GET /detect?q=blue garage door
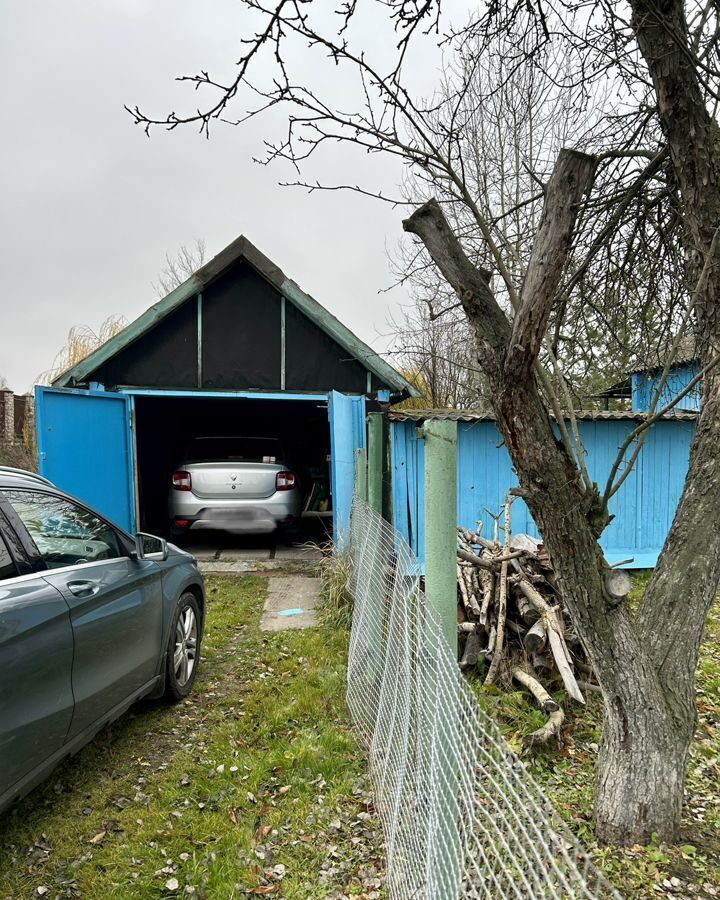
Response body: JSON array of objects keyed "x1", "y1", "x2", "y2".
[
  {"x1": 329, "y1": 391, "x2": 366, "y2": 546},
  {"x1": 35, "y1": 387, "x2": 136, "y2": 532}
]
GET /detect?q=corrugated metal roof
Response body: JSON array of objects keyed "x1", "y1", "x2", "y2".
[
  {"x1": 629, "y1": 336, "x2": 699, "y2": 373},
  {"x1": 388, "y1": 407, "x2": 698, "y2": 422}
]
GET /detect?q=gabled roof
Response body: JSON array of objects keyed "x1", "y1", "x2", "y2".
[{"x1": 54, "y1": 235, "x2": 418, "y2": 396}]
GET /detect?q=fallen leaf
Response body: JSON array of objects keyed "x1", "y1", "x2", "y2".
[
  {"x1": 254, "y1": 824, "x2": 272, "y2": 844},
  {"x1": 278, "y1": 785, "x2": 291, "y2": 796},
  {"x1": 228, "y1": 807, "x2": 238, "y2": 826},
  {"x1": 88, "y1": 831, "x2": 107, "y2": 845},
  {"x1": 251, "y1": 886, "x2": 279, "y2": 896}
]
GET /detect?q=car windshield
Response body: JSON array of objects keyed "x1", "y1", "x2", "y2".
[{"x1": 185, "y1": 437, "x2": 284, "y2": 463}]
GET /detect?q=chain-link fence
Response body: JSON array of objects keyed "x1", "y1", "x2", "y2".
[{"x1": 346, "y1": 494, "x2": 622, "y2": 900}]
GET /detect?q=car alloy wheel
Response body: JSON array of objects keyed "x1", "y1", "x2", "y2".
[{"x1": 173, "y1": 605, "x2": 198, "y2": 687}]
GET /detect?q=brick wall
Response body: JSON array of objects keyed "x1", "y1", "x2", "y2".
[
  {"x1": 0, "y1": 391, "x2": 33, "y2": 443},
  {"x1": 0, "y1": 390, "x2": 14, "y2": 443}
]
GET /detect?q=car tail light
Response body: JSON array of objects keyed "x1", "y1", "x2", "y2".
[
  {"x1": 275, "y1": 471, "x2": 296, "y2": 491},
  {"x1": 172, "y1": 471, "x2": 192, "y2": 491},
  {"x1": 174, "y1": 519, "x2": 190, "y2": 527}
]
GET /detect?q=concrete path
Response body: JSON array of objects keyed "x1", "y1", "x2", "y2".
[
  {"x1": 191, "y1": 543, "x2": 324, "y2": 574},
  {"x1": 259, "y1": 575, "x2": 321, "y2": 631}
]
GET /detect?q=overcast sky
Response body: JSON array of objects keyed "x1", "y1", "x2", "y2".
[{"x1": 0, "y1": 0, "x2": 429, "y2": 393}]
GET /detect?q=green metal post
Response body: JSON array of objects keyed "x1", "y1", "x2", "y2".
[
  {"x1": 421, "y1": 418, "x2": 460, "y2": 895},
  {"x1": 421, "y1": 419, "x2": 458, "y2": 654},
  {"x1": 355, "y1": 447, "x2": 368, "y2": 502},
  {"x1": 367, "y1": 412, "x2": 384, "y2": 515}
]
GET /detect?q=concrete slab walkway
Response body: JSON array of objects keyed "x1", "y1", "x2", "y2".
[
  {"x1": 189, "y1": 543, "x2": 325, "y2": 575},
  {"x1": 259, "y1": 575, "x2": 321, "y2": 631}
]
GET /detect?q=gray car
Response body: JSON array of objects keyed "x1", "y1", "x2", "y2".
[
  {"x1": 168, "y1": 436, "x2": 302, "y2": 538},
  {"x1": 0, "y1": 467, "x2": 205, "y2": 814}
]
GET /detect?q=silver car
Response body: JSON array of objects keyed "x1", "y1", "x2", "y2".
[{"x1": 168, "y1": 436, "x2": 302, "y2": 537}]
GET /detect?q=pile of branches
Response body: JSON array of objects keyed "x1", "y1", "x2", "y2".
[{"x1": 456, "y1": 497, "x2": 629, "y2": 748}]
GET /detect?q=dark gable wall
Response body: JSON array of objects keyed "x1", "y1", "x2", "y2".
[
  {"x1": 284, "y1": 300, "x2": 377, "y2": 393},
  {"x1": 92, "y1": 302, "x2": 198, "y2": 389},
  {"x1": 201, "y1": 261, "x2": 281, "y2": 389},
  {"x1": 87, "y1": 260, "x2": 392, "y2": 393}
]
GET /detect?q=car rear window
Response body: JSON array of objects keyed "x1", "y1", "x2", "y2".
[{"x1": 185, "y1": 437, "x2": 284, "y2": 463}]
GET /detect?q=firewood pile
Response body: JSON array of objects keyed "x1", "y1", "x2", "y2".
[{"x1": 456, "y1": 495, "x2": 616, "y2": 748}]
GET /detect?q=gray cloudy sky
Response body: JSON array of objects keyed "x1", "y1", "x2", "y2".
[{"x1": 0, "y1": 0, "x2": 420, "y2": 392}]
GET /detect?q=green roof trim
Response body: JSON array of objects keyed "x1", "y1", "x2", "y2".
[{"x1": 53, "y1": 235, "x2": 419, "y2": 396}]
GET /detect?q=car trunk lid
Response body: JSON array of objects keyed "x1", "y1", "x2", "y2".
[{"x1": 184, "y1": 462, "x2": 282, "y2": 500}]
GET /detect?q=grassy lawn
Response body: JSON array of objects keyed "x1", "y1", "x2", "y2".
[
  {"x1": 4, "y1": 569, "x2": 716, "y2": 899},
  {"x1": 0, "y1": 576, "x2": 385, "y2": 899},
  {"x1": 471, "y1": 578, "x2": 720, "y2": 899}
]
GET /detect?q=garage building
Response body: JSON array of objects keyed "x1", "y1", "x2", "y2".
[{"x1": 37, "y1": 236, "x2": 416, "y2": 541}]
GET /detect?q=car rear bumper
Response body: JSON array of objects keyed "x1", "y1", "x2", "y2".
[{"x1": 169, "y1": 492, "x2": 301, "y2": 534}]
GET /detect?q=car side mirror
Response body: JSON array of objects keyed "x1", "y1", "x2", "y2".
[{"x1": 135, "y1": 533, "x2": 169, "y2": 561}]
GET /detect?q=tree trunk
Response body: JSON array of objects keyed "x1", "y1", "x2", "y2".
[
  {"x1": 494, "y1": 380, "x2": 687, "y2": 843},
  {"x1": 623, "y1": 0, "x2": 720, "y2": 838},
  {"x1": 594, "y1": 696, "x2": 692, "y2": 844}
]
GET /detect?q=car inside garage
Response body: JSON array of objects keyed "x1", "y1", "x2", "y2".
[{"x1": 133, "y1": 394, "x2": 332, "y2": 537}]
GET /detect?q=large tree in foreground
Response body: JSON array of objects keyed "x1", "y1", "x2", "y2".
[{"x1": 130, "y1": 0, "x2": 720, "y2": 844}]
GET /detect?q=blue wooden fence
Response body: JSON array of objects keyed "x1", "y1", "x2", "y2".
[{"x1": 390, "y1": 414, "x2": 696, "y2": 570}]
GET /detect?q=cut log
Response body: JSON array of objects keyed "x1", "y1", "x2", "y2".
[
  {"x1": 457, "y1": 562, "x2": 480, "y2": 616},
  {"x1": 478, "y1": 569, "x2": 494, "y2": 626},
  {"x1": 510, "y1": 533, "x2": 541, "y2": 554},
  {"x1": 457, "y1": 547, "x2": 494, "y2": 569},
  {"x1": 523, "y1": 708, "x2": 566, "y2": 749},
  {"x1": 511, "y1": 567, "x2": 586, "y2": 705},
  {"x1": 460, "y1": 631, "x2": 482, "y2": 668},
  {"x1": 457, "y1": 547, "x2": 525, "y2": 568},
  {"x1": 485, "y1": 559, "x2": 509, "y2": 686},
  {"x1": 605, "y1": 567, "x2": 632, "y2": 603},
  {"x1": 523, "y1": 618, "x2": 547, "y2": 654},
  {"x1": 511, "y1": 666, "x2": 560, "y2": 712},
  {"x1": 577, "y1": 679, "x2": 603, "y2": 694},
  {"x1": 546, "y1": 618, "x2": 586, "y2": 705},
  {"x1": 516, "y1": 591, "x2": 540, "y2": 625},
  {"x1": 531, "y1": 652, "x2": 553, "y2": 672}
]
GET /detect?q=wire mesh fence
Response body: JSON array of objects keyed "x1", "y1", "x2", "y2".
[{"x1": 345, "y1": 494, "x2": 622, "y2": 900}]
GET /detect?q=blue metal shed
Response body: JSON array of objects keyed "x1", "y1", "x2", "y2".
[
  {"x1": 631, "y1": 364, "x2": 701, "y2": 412},
  {"x1": 35, "y1": 236, "x2": 416, "y2": 542},
  {"x1": 390, "y1": 409, "x2": 696, "y2": 570}
]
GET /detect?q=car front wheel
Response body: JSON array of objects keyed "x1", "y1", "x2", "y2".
[{"x1": 164, "y1": 592, "x2": 202, "y2": 701}]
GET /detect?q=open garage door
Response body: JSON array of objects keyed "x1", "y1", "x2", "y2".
[
  {"x1": 35, "y1": 387, "x2": 136, "y2": 532},
  {"x1": 329, "y1": 391, "x2": 366, "y2": 546}
]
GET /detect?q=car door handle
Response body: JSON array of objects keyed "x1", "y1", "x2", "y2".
[{"x1": 66, "y1": 580, "x2": 100, "y2": 598}]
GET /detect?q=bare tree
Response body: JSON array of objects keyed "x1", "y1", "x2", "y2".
[
  {"x1": 38, "y1": 315, "x2": 128, "y2": 385},
  {"x1": 128, "y1": 0, "x2": 720, "y2": 845},
  {"x1": 153, "y1": 239, "x2": 207, "y2": 297},
  {"x1": 390, "y1": 295, "x2": 487, "y2": 409}
]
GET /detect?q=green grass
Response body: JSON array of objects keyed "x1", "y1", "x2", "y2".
[
  {"x1": 0, "y1": 576, "x2": 384, "y2": 899},
  {"x1": 470, "y1": 578, "x2": 720, "y2": 899}
]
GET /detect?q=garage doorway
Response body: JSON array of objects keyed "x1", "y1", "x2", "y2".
[{"x1": 133, "y1": 395, "x2": 333, "y2": 548}]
